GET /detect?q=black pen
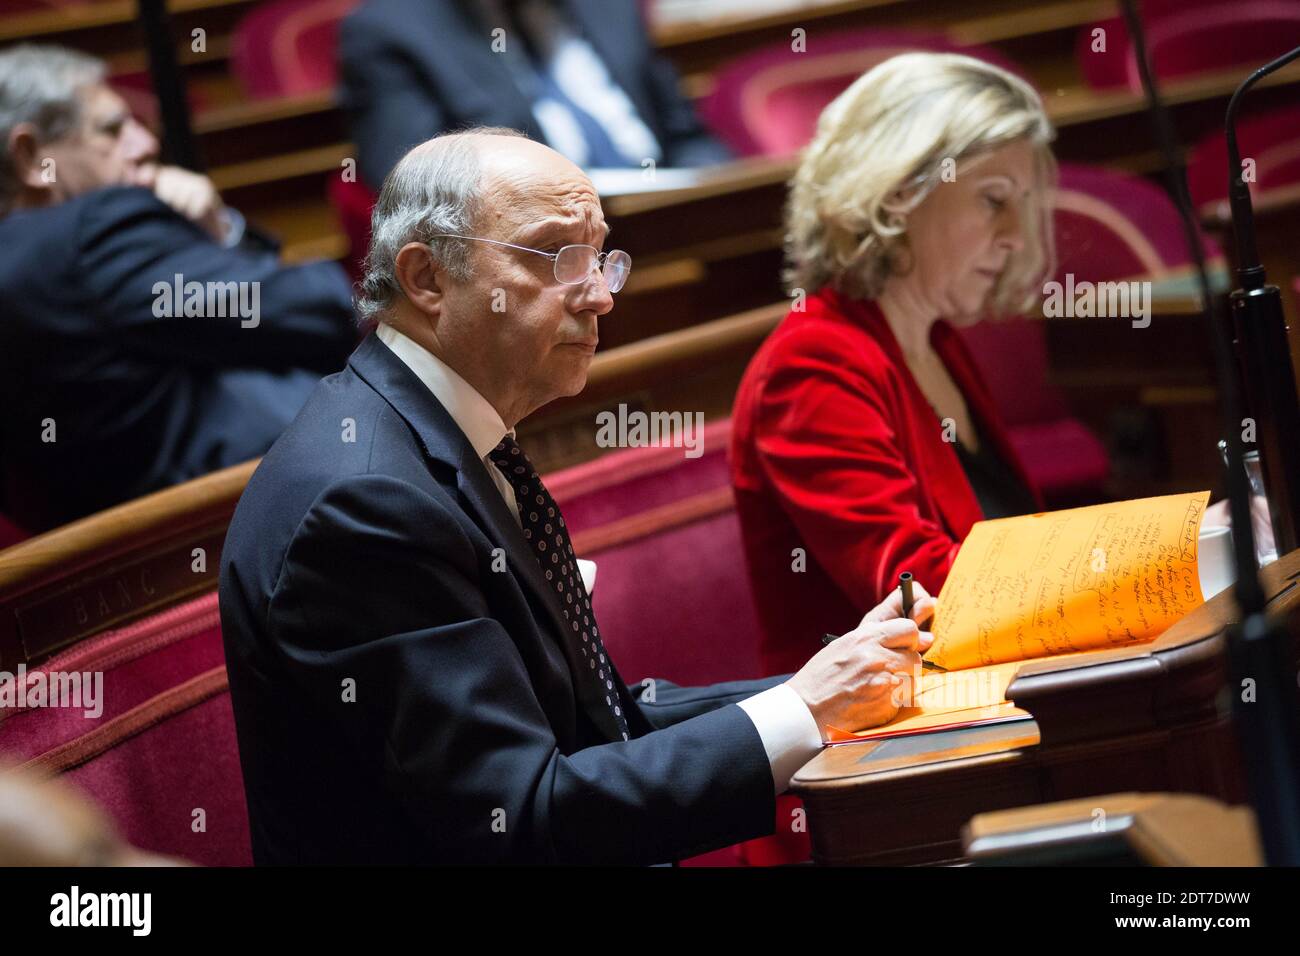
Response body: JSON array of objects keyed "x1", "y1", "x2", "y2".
[
  {"x1": 901, "y1": 571, "x2": 948, "y2": 671},
  {"x1": 821, "y1": 572, "x2": 944, "y2": 670}
]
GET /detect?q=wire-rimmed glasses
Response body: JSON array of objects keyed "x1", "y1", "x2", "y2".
[{"x1": 430, "y1": 234, "x2": 631, "y2": 293}]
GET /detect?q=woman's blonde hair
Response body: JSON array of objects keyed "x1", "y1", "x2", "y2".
[{"x1": 785, "y1": 52, "x2": 1057, "y2": 315}]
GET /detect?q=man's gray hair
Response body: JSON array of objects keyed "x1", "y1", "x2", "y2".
[
  {"x1": 355, "y1": 127, "x2": 527, "y2": 325},
  {"x1": 0, "y1": 44, "x2": 106, "y2": 215}
]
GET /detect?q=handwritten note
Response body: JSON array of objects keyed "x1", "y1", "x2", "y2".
[{"x1": 925, "y1": 491, "x2": 1210, "y2": 671}]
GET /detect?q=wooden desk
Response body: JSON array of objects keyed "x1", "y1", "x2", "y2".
[
  {"x1": 963, "y1": 791, "x2": 1264, "y2": 865},
  {"x1": 790, "y1": 547, "x2": 1300, "y2": 865}
]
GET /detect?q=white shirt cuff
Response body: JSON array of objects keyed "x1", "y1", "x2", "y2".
[{"x1": 736, "y1": 682, "x2": 824, "y2": 794}]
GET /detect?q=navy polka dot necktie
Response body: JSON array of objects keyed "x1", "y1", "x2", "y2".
[{"x1": 489, "y1": 436, "x2": 630, "y2": 741}]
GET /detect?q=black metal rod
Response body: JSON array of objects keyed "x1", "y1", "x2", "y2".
[
  {"x1": 137, "y1": 0, "x2": 203, "y2": 171},
  {"x1": 1222, "y1": 43, "x2": 1300, "y2": 557}
]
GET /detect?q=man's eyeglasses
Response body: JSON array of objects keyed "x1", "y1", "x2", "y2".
[{"x1": 430, "y1": 234, "x2": 631, "y2": 294}]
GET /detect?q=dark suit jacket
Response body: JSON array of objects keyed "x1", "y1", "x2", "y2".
[
  {"x1": 0, "y1": 186, "x2": 357, "y2": 530},
  {"x1": 339, "y1": 0, "x2": 732, "y2": 190},
  {"x1": 218, "y1": 332, "x2": 783, "y2": 864}
]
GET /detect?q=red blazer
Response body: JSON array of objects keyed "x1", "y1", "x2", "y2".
[{"x1": 729, "y1": 286, "x2": 1043, "y2": 676}]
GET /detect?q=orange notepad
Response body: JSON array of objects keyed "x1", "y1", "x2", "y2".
[{"x1": 825, "y1": 491, "x2": 1210, "y2": 744}]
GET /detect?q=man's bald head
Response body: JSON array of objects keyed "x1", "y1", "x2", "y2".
[
  {"x1": 360, "y1": 127, "x2": 616, "y2": 428},
  {"x1": 470, "y1": 134, "x2": 603, "y2": 239},
  {"x1": 356, "y1": 128, "x2": 601, "y2": 325}
]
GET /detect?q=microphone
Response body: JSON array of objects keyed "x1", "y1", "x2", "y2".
[
  {"x1": 1224, "y1": 43, "x2": 1300, "y2": 558},
  {"x1": 1119, "y1": 0, "x2": 1300, "y2": 865}
]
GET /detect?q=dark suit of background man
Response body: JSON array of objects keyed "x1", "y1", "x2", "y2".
[
  {"x1": 219, "y1": 128, "x2": 934, "y2": 864},
  {"x1": 339, "y1": 0, "x2": 732, "y2": 191},
  {"x1": 0, "y1": 45, "x2": 356, "y2": 532}
]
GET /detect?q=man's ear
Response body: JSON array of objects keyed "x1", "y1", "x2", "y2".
[
  {"x1": 393, "y1": 242, "x2": 446, "y2": 321},
  {"x1": 7, "y1": 123, "x2": 52, "y2": 191}
]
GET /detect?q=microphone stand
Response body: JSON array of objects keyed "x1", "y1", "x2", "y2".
[
  {"x1": 1224, "y1": 45, "x2": 1300, "y2": 556},
  {"x1": 137, "y1": 0, "x2": 205, "y2": 171},
  {"x1": 1119, "y1": 0, "x2": 1300, "y2": 864}
]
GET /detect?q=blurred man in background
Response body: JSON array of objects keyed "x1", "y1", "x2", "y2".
[
  {"x1": 340, "y1": 0, "x2": 731, "y2": 190},
  {"x1": 0, "y1": 44, "x2": 358, "y2": 532}
]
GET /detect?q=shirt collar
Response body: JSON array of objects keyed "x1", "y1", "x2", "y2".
[{"x1": 375, "y1": 323, "x2": 514, "y2": 461}]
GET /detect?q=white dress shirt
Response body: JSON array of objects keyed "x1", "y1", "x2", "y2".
[{"x1": 375, "y1": 323, "x2": 823, "y2": 792}]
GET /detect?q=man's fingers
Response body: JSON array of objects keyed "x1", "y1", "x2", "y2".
[
  {"x1": 867, "y1": 618, "x2": 923, "y2": 651},
  {"x1": 911, "y1": 595, "x2": 937, "y2": 627},
  {"x1": 861, "y1": 579, "x2": 936, "y2": 625}
]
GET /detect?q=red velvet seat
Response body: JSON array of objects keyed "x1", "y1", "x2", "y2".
[
  {"x1": 548, "y1": 419, "x2": 763, "y2": 687},
  {"x1": 1076, "y1": 0, "x2": 1300, "y2": 92},
  {"x1": 0, "y1": 462, "x2": 257, "y2": 866},
  {"x1": 547, "y1": 419, "x2": 810, "y2": 865},
  {"x1": 1, "y1": 593, "x2": 249, "y2": 865},
  {"x1": 229, "y1": 0, "x2": 368, "y2": 275},
  {"x1": 697, "y1": 29, "x2": 1026, "y2": 158},
  {"x1": 329, "y1": 176, "x2": 377, "y2": 282},
  {"x1": 1187, "y1": 104, "x2": 1300, "y2": 215},
  {"x1": 229, "y1": 0, "x2": 359, "y2": 100}
]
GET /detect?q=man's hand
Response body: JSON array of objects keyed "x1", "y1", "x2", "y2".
[
  {"x1": 133, "y1": 163, "x2": 228, "y2": 242},
  {"x1": 786, "y1": 581, "x2": 937, "y2": 738}
]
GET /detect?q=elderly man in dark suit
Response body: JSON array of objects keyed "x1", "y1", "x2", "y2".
[
  {"x1": 218, "y1": 128, "x2": 934, "y2": 864},
  {"x1": 0, "y1": 44, "x2": 356, "y2": 531},
  {"x1": 339, "y1": 0, "x2": 732, "y2": 191}
]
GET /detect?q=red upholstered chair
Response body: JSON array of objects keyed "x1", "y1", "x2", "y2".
[
  {"x1": 329, "y1": 176, "x2": 378, "y2": 282},
  {"x1": 697, "y1": 29, "x2": 1028, "y2": 157},
  {"x1": 229, "y1": 0, "x2": 369, "y2": 276},
  {"x1": 1051, "y1": 162, "x2": 1228, "y2": 295},
  {"x1": 1076, "y1": 0, "x2": 1300, "y2": 91},
  {"x1": 0, "y1": 461, "x2": 258, "y2": 866},
  {"x1": 959, "y1": 164, "x2": 1227, "y2": 504},
  {"x1": 1187, "y1": 104, "x2": 1300, "y2": 215},
  {"x1": 229, "y1": 0, "x2": 360, "y2": 100},
  {"x1": 547, "y1": 419, "x2": 811, "y2": 865},
  {"x1": 548, "y1": 419, "x2": 763, "y2": 688}
]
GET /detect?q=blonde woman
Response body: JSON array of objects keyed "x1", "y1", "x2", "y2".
[{"x1": 731, "y1": 53, "x2": 1056, "y2": 677}]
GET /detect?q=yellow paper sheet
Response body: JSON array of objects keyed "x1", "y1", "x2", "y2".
[{"x1": 925, "y1": 491, "x2": 1210, "y2": 671}]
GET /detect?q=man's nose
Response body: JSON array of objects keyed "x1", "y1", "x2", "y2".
[
  {"x1": 573, "y1": 263, "x2": 615, "y2": 316},
  {"x1": 125, "y1": 118, "x2": 159, "y2": 163}
]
